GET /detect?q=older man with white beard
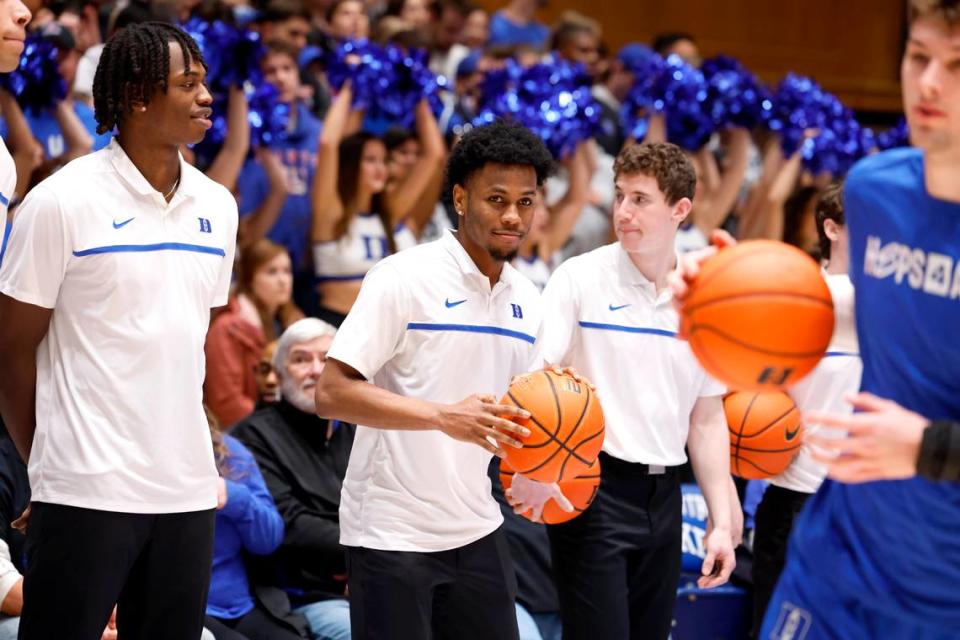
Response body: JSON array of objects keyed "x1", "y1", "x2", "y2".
[{"x1": 232, "y1": 318, "x2": 355, "y2": 640}]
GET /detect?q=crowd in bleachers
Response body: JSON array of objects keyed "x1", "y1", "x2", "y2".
[{"x1": 0, "y1": 0, "x2": 896, "y2": 638}]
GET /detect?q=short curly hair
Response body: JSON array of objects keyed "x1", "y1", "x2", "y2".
[
  {"x1": 444, "y1": 120, "x2": 555, "y2": 200},
  {"x1": 613, "y1": 142, "x2": 695, "y2": 205},
  {"x1": 908, "y1": 0, "x2": 960, "y2": 25}
]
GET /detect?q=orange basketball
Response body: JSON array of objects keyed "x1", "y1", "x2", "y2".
[
  {"x1": 499, "y1": 370, "x2": 605, "y2": 483},
  {"x1": 680, "y1": 240, "x2": 834, "y2": 391},
  {"x1": 725, "y1": 390, "x2": 804, "y2": 479},
  {"x1": 500, "y1": 458, "x2": 601, "y2": 524}
]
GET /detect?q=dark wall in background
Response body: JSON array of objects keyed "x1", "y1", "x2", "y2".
[{"x1": 479, "y1": 0, "x2": 905, "y2": 114}]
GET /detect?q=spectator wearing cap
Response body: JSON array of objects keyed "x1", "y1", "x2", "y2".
[
  {"x1": 591, "y1": 43, "x2": 655, "y2": 156},
  {"x1": 232, "y1": 318, "x2": 354, "y2": 640},
  {"x1": 488, "y1": 0, "x2": 548, "y2": 49}
]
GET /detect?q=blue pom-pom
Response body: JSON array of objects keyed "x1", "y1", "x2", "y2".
[
  {"x1": 0, "y1": 35, "x2": 67, "y2": 113},
  {"x1": 326, "y1": 40, "x2": 443, "y2": 128},
  {"x1": 180, "y1": 18, "x2": 264, "y2": 93},
  {"x1": 701, "y1": 55, "x2": 770, "y2": 130},
  {"x1": 876, "y1": 118, "x2": 910, "y2": 150},
  {"x1": 766, "y1": 73, "x2": 877, "y2": 175},
  {"x1": 247, "y1": 82, "x2": 291, "y2": 147},
  {"x1": 473, "y1": 57, "x2": 601, "y2": 158},
  {"x1": 621, "y1": 53, "x2": 714, "y2": 150}
]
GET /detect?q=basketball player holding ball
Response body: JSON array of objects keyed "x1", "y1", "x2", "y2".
[
  {"x1": 749, "y1": 183, "x2": 863, "y2": 635},
  {"x1": 511, "y1": 142, "x2": 739, "y2": 640},
  {"x1": 673, "y1": 3, "x2": 960, "y2": 636},
  {"x1": 314, "y1": 119, "x2": 554, "y2": 640}
]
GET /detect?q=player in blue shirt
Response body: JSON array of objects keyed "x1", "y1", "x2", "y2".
[{"x1": 672, "y1": 4, "x2": 960, "y2": 638}]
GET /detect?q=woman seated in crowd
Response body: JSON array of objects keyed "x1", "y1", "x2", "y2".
[
  {"x1": 202, "y1": 407, "x2": 303, "y2": 640},
  {"x1": 205, "y1": 239, "x2": 304, "y2": 428}
]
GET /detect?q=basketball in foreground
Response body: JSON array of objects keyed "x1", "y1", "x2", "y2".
[
  {"x1": 725, "y1": 390, "x2": 804, "y2": 479},
  {"x1": 500, "y1": 458, "x2": 601, "y2": 524},
  {"x1": 499, "y1": 370, "x2": 605, "y2": 483},
  {"x1": 680, "y1": 240, "x2": 834, "y2": 391}
]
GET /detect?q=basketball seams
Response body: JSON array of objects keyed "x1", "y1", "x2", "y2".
[
  {"x1": 684, "y1": 291, "x2": 834, "y2": 315},
  {"x1": 545, "y1": 371, "x2": 563, "y2": 438},
  {"x1": 506, "y1": 388, "x2": 597, "y2": 476},
  {"x1": 735, "y1": 404, "x2": 800, "y2": 439},
  {"x1": 731, "y1": 394, "x2": 757, "y2": 476},
  {"x1": 730, "y1": 453, "x2": 785, "y2": 478},
  {"x1": 689, "y1": 323, "x2": 830, "y2": 358},
  {"x1": 686, "y1": 241, "x2": 822, "y2": 306},
  {"x1": 558, "y1": 382, "x2": 595, "y2": 479},
  {"x1": 734, "y1": 442, "x2": 802, "y2": 454}
]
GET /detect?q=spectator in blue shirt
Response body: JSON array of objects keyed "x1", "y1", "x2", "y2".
[
  {"x1": 488, "y1": 0, "x2": 549, "y2": 48},
  {"x1": 237, "y1": 39, "x2": 323, "y2": 314},
  {"x1": 203, "y1": 408, "x2": 305, "y2": 640}
]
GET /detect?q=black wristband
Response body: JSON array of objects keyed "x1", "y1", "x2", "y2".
[{"x1": 917, "y1": 420, "x2": 960, "y2": 482}]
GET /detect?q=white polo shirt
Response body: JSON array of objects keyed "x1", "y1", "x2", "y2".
[
  {"x1": 540, "y1": 242, "x2": 725, "y2": 466},
  {"x1": 772, "y1": 273, "x2": 861, "y2": 494},
  {"x1": 0, "y1": 139, "x2": 237, "y2": 513},
  {"x1": 0, "y1": 139, "x2": 15, "y2": 256},
  {"x1": 328, "y1": 229, "x2": 542, "y2": 552}
]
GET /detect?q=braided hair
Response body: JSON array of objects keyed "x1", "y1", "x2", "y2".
[{"x1": 93, "y1": 21, "x2": 207, "y2": 135}]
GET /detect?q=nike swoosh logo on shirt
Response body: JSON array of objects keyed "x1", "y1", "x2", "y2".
[
  {"x1": 785, "y1": 425, "x2": 801, "y2": 441},
  {"x1": 608, "y1": 303, "x2": 631, "y2": 311},
  {"x1": 445, "y1": 298, "x2": 467, "y2": 308},
  {"x1": 113, "y1": 217, "x2": 135, "y2": 229}
]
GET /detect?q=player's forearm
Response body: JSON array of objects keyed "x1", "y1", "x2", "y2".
[
  {"x1": 315, "y1": 372, "x2": 442, "y2": 431},
  {"x1": 688, "y1": 403, "x2": 733, "y2": 530},
  {"x1": 0, "y1": 349, "x2": 38, "y2": 462}
]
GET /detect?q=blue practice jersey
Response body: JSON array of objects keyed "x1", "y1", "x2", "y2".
[
  {"x1": 237, "y1": 101, "x2": 321, "y2": 273},
  {"x1": 789, "y1": 148, "x2": 960, "y2": 628}
]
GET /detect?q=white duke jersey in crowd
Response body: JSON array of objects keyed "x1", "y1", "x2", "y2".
[
  {"x1": 0, "y1": 140, "x2": 237, "y2": 513},
  {"x1": 313, "y1": 213, "x2": 417, "y2": 283},
  {"x1": 771, "y1": 273, "x2": 862, "y2": 494},
  {"x1": 328, "y1": 230, "x2": 543, "y2": 552},
  {"x1": 539, "y1": 242, "x2": 725, "y2": 466}
]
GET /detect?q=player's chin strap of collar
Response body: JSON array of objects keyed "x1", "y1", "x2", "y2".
[{"x1": 917, "y1": 419, "x2": 960, "y2": 482}]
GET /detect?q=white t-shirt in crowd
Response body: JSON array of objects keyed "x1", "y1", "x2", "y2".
[
  {"x1": 772, "y1": 273, "x2": 861, "y2": 494},
  {"x1": 539, "y1": 242, "x2": 725, "y2": 466},
  {"x1": 329, "y1": 230, "x2": 543, "y2": 552},
  {"x1": 0, "y1": 140, "x2": 237, "y2": 513},
  {"x1": 73, "y1": 43, "x2": 104, "y2": 98},
  {"x1": 512, "y1": 251, "x2": 561, "y2": 292}
]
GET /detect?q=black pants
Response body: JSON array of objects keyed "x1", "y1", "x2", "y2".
[
  {"x1": 547, "y1": 453, "x2": 682, "y2": 640},
  {"x1": 750, "y1": 484, "x2": 811, "y2": 638},
  {"x1": 204, "y1": 603, "x2": 304, "y2": 640},
  {"x1": 18, "y1": 502, "x2": 214, "y2": 640},
  {"x1": 346, "y1": 527, "x2": 519, "y2": 640}
]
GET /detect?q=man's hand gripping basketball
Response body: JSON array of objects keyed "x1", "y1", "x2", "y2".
[
  {"x1": 437, "y1": 395, "x2": 532, "y2": 458},
  {"x1": 668, "y1": 230, "x2": 737, "y2": 314}
]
